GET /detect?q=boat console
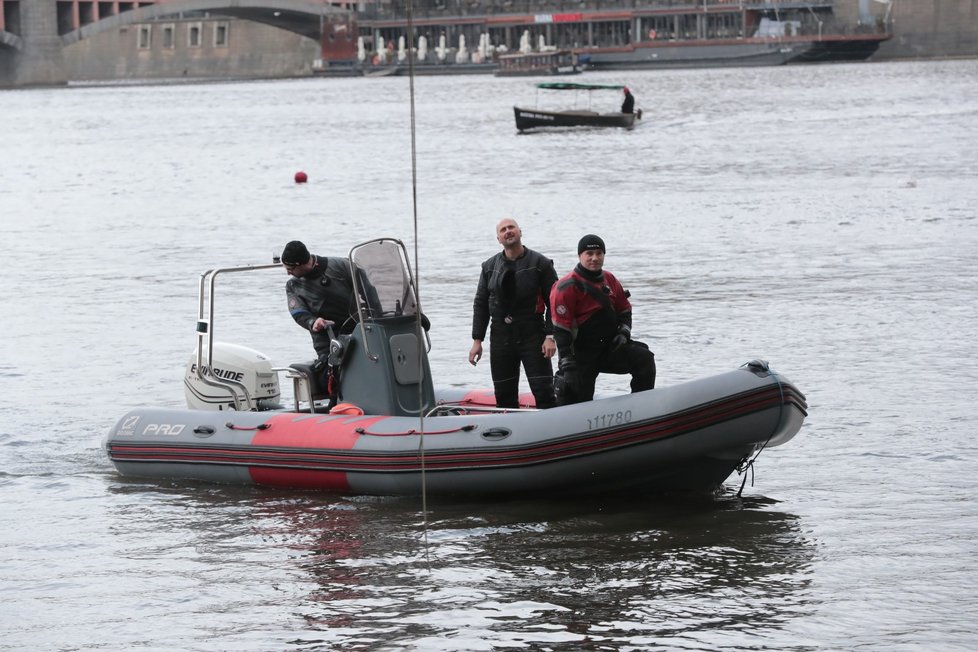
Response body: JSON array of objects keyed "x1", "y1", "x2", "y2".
[{"x1": 184, "y1": 238, "x2": 434, "y2": 416}]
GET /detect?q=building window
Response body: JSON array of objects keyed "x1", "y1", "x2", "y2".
[
  {"x1": 162, "y1": 24, "x2": 175, "y2": 49},
  {"x1": 189, "y1": 23, "x2": 202, "y2": 47},
  {"x1": 214, "y1": 22, "x2": 229, "y2": 47},
  {"x1": 138, "y1": 25, "x2": 151, "y2": 49}
]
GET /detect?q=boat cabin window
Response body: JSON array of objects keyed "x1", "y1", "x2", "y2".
[
  {"x1": 590, "y1": 20, "x2": 630, "y2": 47},
  {"x1": 706, "y1": 13, "x2": 742, "y2": 39}
]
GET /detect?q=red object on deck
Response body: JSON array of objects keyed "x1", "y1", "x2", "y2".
[{"x1": 294, "y1": 171, "x2": 308, "y2": 183}]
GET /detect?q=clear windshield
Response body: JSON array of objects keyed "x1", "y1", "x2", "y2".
[{"x1": 349, "y1": 239, "x2": 420, "y2": 321}]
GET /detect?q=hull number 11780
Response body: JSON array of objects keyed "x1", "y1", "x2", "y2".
[{"x1": 587, "y1": 411, "x2": 632, "y2": 430}]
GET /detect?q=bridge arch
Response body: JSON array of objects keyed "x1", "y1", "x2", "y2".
[{"x1": 60, "y1": 0, "x2": 348, "y2": 46}]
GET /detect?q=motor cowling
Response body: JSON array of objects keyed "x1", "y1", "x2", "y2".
[{"x1": 184, "y1": 342, "x2": 281, "y2": 411}]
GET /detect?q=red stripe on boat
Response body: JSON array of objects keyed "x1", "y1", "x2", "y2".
[
  {"x1": 254, "y1": 413, "x2": 386, "y2": 448},
  {"x1": 249, "y1": 467, "x2": 351, "y2": 489},
  {"x1": 248, "y1": 414, "x2": 388, "y2": 488}
]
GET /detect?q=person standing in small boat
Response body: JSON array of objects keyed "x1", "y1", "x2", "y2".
[
  {"x1": 621, "y1": 87, "x2": 635, "y2": 114},
  {"x1": 469, "y1": 218, "x2": 559, "y2": 409},
  {"x1": 550, "y1": 234, "x2": 655, "y2": 406},
  {"x1": 280, "y1": 240, "x2": 359, "y2": 359}
]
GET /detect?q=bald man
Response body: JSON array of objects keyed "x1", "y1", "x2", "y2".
[{"x1": 469, "y1": 218, "x2": 558, "y2": 409}]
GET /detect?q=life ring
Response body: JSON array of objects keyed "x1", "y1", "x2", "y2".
[{"x1": 648, "y1": 29, "x2": 657, "y2": 40}]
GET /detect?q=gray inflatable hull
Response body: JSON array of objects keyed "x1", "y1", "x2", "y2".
[{"x1": 105, "y1": 365, "x2": 806, "y2": 497}]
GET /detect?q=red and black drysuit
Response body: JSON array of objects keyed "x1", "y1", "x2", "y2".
[
  {"x1": 549, "y1": 264, "x2": 656, "y2": 406},
  {"x1": 472, "y1": 247, "x2": 558, "y2": 409}
]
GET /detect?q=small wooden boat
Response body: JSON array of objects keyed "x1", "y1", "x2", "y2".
[
  {"x1": 514, "y1": 107, "x2": 638, "y2": 131},
  {"x1": 514, "y1": 82, "x2": 642, "y2": 132},
  {"x1": 104, "y1": 238, "x2": 807, "y2": 497}
]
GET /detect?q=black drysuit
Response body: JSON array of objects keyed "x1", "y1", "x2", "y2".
[
  {"x1": 472, "y1": 247, "x2": 558, "y2": 409},
  {"x1": 285, "y1": 255, "x2": 359, "y2": 358}
]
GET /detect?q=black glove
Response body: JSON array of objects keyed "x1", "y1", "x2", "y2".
[{"x1": 611, "y1": 324, "x2": 631, "y2": 352}]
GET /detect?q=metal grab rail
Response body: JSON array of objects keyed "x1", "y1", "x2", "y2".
[
  {"x1": 272, "y1": 366, "x2": 320, "y2": 414},
  {"x1": 194, "y1": 263, "x2": 281, "y2": 411},
  {"x1": 426, "y1": 403, "x2": 539, "y2": 417}
]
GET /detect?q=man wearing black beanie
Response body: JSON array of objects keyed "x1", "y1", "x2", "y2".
[
  {"x1": 281, "y1": 240, "x2": 359, "y2": 359},
  {"x1": 549, "y1": 234, "x2": 656, "y2": 405}
]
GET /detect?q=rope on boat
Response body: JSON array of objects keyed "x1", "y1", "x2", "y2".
[
  {"x1": 354, "y1": 424, "x2": 477, "y2": 436},
  {"x1": 403, "y1": 0, "x2": 432, "y2": 570},
  {"x1": 735, "y1": 362, "x2": 786, "y2": 497}
]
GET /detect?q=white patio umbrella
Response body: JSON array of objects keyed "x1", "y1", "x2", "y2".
[
  {"x1": 456, "y1": 34, "x2": 469, "y2": 63},
  {"x1": 418, "y1": 35, "x2": 428, "y2": 62},
  {"x1": 436, "y1": 33, "x2": 447, "y2": 61}
]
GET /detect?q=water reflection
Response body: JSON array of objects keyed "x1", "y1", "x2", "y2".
[
  {"x1": 411, "y1": 494, "x2": 817, "y2": 649},
  {"x1": 105, "y1": 485, "x2": 817, "y2": 650}
]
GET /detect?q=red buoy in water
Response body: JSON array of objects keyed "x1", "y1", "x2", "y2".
[{"x1": 294, "y1": 171, "x2": 308, "y2": 184}]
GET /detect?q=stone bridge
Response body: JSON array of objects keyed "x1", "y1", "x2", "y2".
[{"x1": 0, "y1": 0, "x2": 347, "y2": 86}]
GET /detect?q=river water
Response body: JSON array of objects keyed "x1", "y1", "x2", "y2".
[{"x1": 1, "y1": 59, "x2": 977, "y2": 650}]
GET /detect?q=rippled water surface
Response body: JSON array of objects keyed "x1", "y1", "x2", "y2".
[{"x1": 2, "y1": 59, "x2": 977, "y2": 650}]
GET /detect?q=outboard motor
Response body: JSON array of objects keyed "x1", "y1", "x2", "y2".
[{"x1": 184, "y1": 342, "x2": 281, "y2": 411}]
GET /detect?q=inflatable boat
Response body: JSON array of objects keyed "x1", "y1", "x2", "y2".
[{"x1": 105, "y1": 239, "x2": 807, "y2": 497}]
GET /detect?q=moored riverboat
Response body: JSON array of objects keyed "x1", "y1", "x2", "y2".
[
  {"x1": 341, "y1": 2, "x2": 892, "y2": 73},
  {"x1": 788, "y1": 32, "x2": 894, "y2": 64}
]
